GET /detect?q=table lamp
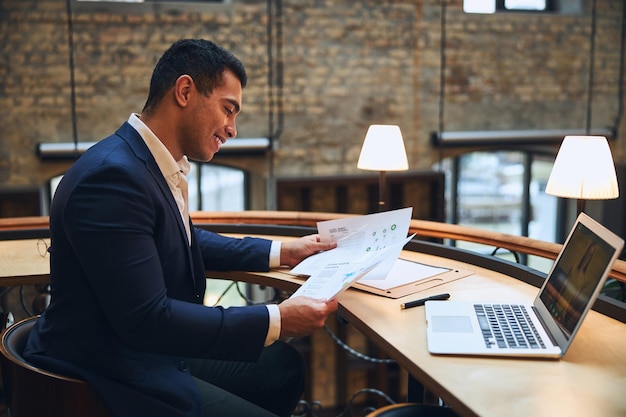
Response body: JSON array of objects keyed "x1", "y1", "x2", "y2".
[
  {"x1": 545, "y1": 135, "x2": 619, "y2": 214},
  {"x1": 357, "y1": 124, "x2": 409, "y2": 211}
]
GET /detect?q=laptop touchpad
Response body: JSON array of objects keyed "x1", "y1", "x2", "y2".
[{"x1": 431, "y1": 316, "x2": 473, "y2": 333}]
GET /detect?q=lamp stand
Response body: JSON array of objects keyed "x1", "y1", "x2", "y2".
[
  {"x1": 378, "y1": 170, "x2": 387, "y2": 212},
  {"x1": 577, "y1": 198, "x2": 586, "y2": 215}
]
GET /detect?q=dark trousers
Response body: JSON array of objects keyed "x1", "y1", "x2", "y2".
[{"x1": 189, "y1": 341, "x2": 305, "y2": 417}]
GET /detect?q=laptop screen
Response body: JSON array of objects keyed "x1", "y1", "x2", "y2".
[{"x1": 539, "y1": 222, "x2": 616, "y2": 339}]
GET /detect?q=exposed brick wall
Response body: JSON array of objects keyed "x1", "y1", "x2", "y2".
[{"x1": 1, "y1": 0, "x2": 625, "y2": 199}]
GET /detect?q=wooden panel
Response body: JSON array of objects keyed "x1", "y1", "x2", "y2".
[
  {"x1": 276, "y1": 171, "x2": 445, "y2": 222},
  {"x1": 0, "y1": 189, "x2": 41, "y2": 218}
]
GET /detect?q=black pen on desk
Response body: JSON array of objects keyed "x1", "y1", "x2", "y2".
[{"x1": 400, "y1": 293, "x2": 450, "y2": 310}]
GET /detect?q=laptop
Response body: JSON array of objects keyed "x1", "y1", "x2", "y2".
[{"x1": 425, "y1": 212, "x2": 624, "y2": 358}]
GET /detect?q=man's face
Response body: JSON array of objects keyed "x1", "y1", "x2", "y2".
[{"x1": 182, "y1": 70, "x2": 242, "y2": 162}]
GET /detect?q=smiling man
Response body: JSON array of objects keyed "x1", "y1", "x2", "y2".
[
  {"x1": 24, "y1": 39, "x2": 338, "y2": 417},
  {"x1": 139, "y1": 40, "x2": 243, "y2": 163}
]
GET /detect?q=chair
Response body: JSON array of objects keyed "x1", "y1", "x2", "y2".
[
  {"x1": 0, "y1": 316, "x2": 113, "y2": 417},
  {"x1": 366, "y1": 403, "x2": 459, "y2": 417}
]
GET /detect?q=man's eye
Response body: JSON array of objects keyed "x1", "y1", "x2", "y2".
[{"x1": 225, "y1": 107, "x2": 233, "y2": 116}]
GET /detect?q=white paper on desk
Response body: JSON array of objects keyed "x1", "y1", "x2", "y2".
[
  {"x1": 357, "y1": 258, "x2": 450, "y2": 291},
  {"x1": 290, "y1": 235, "x2": 413, "y2": 300},
  {"x1": 291, "y1": 207, "x2": 413, "y2": 281}
]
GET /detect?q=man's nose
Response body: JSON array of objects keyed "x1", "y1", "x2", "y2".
[{"x1": 225, "y1": 124, "x2": 236, "y2": 138}]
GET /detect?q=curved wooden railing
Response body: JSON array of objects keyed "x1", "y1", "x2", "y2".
[
  {"x1": 1, "y1": 211, "x2": 625, "y2": 283},
  {"x1": 0, "y1": 216, "x2": 50, "y2": 232},
  {"x1": 196, "y1": 211, "x2": 626, "y2": 284}
]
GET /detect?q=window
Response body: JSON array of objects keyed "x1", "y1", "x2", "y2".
[
  {"x1": 501, "y1": 0, "x2": 550, "y2": 11},
  {"x1": 441, "y1": 150, "x2": 557, "y2": 273},
  {"x1": 464, "y1": 0, "x2": 555, "y2": 14},
  {"x1": 188, "y1": 163, "x2": 246, "y2": 212},
  {"x1": 47, "y1": 163, "x2": 247, "y2": 214}
]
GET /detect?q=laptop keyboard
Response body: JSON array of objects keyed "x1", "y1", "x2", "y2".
[{"x1": 474, "y1": 304, "x2": 547, "y2": 349}]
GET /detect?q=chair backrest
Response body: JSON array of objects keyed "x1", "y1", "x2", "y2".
[{"x1": 0, "y1": 316, "x2": 113, "y2": 417}]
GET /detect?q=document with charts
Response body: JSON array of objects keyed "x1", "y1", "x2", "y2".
[{"x1": 289, "y1": 207, "x2": 414, "y2": 300}]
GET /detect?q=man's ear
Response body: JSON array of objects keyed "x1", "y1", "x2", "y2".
[{"x1": 174, "y1": 75, "x2": 194, "y2": 108}]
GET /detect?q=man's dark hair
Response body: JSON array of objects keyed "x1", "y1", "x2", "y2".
[{"x1": 142, "y1": 39, "x2": 247, "y2": 114}]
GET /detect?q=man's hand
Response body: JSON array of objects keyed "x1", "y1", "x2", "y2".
[
  {"x1": 280, "y1": 234, "x2": 337, "y2": 267},
  {"x1": 278, "y1": 296, "x2": 339, "y2": 338}
]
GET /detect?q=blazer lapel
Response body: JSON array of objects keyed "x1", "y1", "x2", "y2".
[{"x1": 115, "y1": 123, "x2": 199, "y2": 284}]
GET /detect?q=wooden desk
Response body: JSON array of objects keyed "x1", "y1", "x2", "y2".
[
  {"x1": 212, "y1": 248, "x2": 626, "y2": 417},
  {"x1": 0, "y1": 239, "x2": 50, "y2": 286},
  {"x1": 2, "y1": 224, "x2": 626, "y2": 416},
  {"x1": 335, "y1": 250, "x2": 626, "y2": 417}
]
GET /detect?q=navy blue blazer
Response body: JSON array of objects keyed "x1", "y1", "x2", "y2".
[{"x1": 24, "y1": 122, "x2": 274, "y2": 417}]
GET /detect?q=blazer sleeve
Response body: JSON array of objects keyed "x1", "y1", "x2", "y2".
[{"x1": 194, "y1": 227, "x2": 273, "y2": 272}]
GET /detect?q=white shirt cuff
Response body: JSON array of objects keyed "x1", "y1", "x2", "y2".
[
  {"x1": 264, "y1": 304, "x2": 281, "y2": 346},
  {"x1": 269, "y1": 241, "x2": 281, "y2": 268}
]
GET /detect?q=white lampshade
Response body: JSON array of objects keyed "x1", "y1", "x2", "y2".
[
  {"x1": 357, "y1": 125, "x2": 409, "y2": 172},
  {"x1": 545, "y1": 136, "x2": 619, "y2": 200}
]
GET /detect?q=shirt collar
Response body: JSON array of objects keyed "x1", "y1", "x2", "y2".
[{"x1": 127, "y1": 113, "x2": 186, "y2": 179}]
